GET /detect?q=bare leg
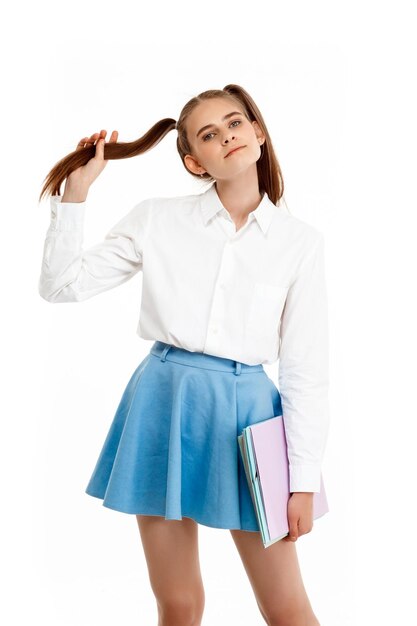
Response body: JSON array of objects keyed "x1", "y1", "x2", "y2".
[
  {"x1": 230, "y1": 529, "x2": 320, "y2": 626},
  {"x1": 136, "y1": 515, "x2": 205, "y2": 626}
]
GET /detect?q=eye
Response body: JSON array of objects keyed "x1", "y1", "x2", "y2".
[{"x1": 202, "y1": 119, "x2": 242, "y2": 142}]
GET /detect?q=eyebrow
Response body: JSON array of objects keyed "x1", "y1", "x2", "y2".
[{"x1": 196, "y1": 111, "x2": 243, "y2": 138}]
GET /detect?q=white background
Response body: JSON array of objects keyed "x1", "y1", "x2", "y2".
[{"x1": 1, "y1": 1, "x2": 415, "y2": 624}]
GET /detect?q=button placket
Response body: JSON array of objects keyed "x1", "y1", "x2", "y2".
[{"x1": 204, "y1": 239, "x2": 234, "y2": 350}]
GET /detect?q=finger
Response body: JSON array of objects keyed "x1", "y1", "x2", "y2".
[
  {"x1": 78, "y1": 133, "x2": 99, "y2": 149},
  {"x1": 284, "y1": 531, "x2": 297, "y2": 542},
  {"x1": 90, "y1": 134, "x2": 102, "y2": 146},
  {"x1": 96, "y1": 129, "x2": 107, "y2": 142},
  {"x1": 108, "y1": 130, "x2": 118, "y2": 143},
  {"x1": 287, "y1": 518, "x2": 299, "y2": 541},
  {"x1": 76, "y1": 137, "x2": 89, "y2": 151},
  {"x1": 93, "y1": 130, "x2": 108, "y2": 147},
  {"x1": 288, "y1": 526, "x2": 298, "y2": 540},
  {"x1": 95, "y1": 136, "x2": 106, "y2": 159}
]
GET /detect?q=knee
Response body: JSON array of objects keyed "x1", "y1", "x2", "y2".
[{"x1": 158, "y1": 592, "x2": 205, "y2": 626}]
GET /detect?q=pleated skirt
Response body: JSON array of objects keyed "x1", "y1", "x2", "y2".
[{"x1": 85, "y1": 341, "x2": 283, "y2": 532}]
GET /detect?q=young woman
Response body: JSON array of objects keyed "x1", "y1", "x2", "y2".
[{"x1": 38, "y1": 83, "x2": 329, "y2": 626}]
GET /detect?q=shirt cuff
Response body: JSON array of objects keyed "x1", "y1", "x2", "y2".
[
  {"x1": 50, "y1": 195, "x2": 86, "y2": 231},
  {"x1": 289, "y1": 463, "x2": 323, "y2": 493}
]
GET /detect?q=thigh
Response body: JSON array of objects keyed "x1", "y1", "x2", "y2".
[
  {"x1": 230, "y1": 529, "x2": 315, "y2": 623},
  {"x1": 136, "y1": 514, "x2": 205, "y2": 604}
]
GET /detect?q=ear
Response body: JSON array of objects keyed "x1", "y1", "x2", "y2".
[
  {"x1": 184, "y1": 154, "x2": 206, "y2": 176},
  {"x1": 252, "y1": 120, "x2": 266, "y2": 145}
]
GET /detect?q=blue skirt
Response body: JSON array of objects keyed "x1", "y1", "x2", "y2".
[{"x1": 85, "y1": 341, "x2": 283, "y2": 532}]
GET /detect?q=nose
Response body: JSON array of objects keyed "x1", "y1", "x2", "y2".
[{"x1": 222, "y1": 132, "x2": 236, "y2": 144}]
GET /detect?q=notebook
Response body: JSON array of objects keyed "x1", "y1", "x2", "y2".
[{"x1": 238, "y1": 414, "x2": 329, "y2": 548}]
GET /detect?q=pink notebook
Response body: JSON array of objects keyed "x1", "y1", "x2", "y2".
[{"x1": 238, "y1": 415, "x2": 329, "y2": 548}]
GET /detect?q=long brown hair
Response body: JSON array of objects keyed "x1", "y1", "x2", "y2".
[{"x1": 39, "y1": 83, "x2": 285, "y2": 205}]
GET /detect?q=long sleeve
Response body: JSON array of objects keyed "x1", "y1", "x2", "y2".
[
  {"x1": 38, "y1": 195, "x2": 149, "y2": 303},
  {"x1": 278, "y1": 231, "x2": 330, "y2": 493}
]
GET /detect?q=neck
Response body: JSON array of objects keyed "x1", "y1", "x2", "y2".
[{"x1": 214, "y1": 167, "x2": 263, "y2": 220}]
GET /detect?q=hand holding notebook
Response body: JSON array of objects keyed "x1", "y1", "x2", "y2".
[{"x1": 238, "y1": 414, "x2": 329, "y2": 548}]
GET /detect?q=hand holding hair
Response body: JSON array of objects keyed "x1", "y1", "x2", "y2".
[
  {"x1": 38, "y1": 119, "x2": 176, "y2": 202},
  {"x1": 61, "y1": 129, "x2": 119, "y2": 203}
]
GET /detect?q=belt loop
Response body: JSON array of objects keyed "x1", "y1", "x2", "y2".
[
  {"x1": 234, "y1": 361, "x2": 242, "y2": 376},
  {"x1": 160, "y1": 344, "x2": 172, "y2": 362}
]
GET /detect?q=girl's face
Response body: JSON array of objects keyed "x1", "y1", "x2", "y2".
[{"x1": 184, "y1": 97, "x2": 265, "y2": 181}]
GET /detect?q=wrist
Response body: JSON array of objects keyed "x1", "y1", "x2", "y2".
[
  {"x1": 62, "y1": 187, "x2": 88, "y2": 203},
  {"x1": 62, "y1": 177, "x2": 89, "y2": 203}
]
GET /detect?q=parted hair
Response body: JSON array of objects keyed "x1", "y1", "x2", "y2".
[{"x1": 39, "y1": 83, "x2": 285, "y2": 205}]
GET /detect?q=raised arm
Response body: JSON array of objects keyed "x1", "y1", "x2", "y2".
[
  {"x1": 38, "y1": 196, "x2": 149, "y2": 303},
  {"x1": 38, "y1": 129, "x2": 150, "y2": 303}
]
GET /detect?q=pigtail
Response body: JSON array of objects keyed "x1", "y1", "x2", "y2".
[{"x1": 39, "y1": 118, "x2": 176, "y2": 202}]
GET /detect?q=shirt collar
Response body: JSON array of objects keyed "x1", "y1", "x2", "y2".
[{"x1": 199, "y1": 183, "x2": 277, "y2": 235}]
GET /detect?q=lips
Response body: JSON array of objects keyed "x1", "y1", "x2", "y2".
[{"x1": 225, "y1": 146, "x2": 245, "y2": 157}]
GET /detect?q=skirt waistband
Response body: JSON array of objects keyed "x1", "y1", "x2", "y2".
[{"x1": 149, "y1": 341, "x2": 264, "y2": 376}]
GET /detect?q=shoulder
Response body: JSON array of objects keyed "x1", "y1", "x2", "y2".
[
  {"x1": 126, "y1": 192, "x2": 204, "y2": 231},
  {"x1": 109, "y1": 191, "x2": 203, "y2": 238},
  {"x1": 272, "y1": 201, "x2": 325, "y2": 251},
  {"x1": 132, "y1": 192, "x2": 202, "y2": 214}
]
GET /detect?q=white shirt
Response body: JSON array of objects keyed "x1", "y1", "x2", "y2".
[{"x1": 39, "y1": 183, "x2": 330, "y2": 493}]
